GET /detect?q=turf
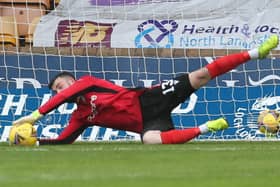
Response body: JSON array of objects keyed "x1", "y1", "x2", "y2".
[{"x1": 0, "y1": 141, "x2": 280, "y2": 187}]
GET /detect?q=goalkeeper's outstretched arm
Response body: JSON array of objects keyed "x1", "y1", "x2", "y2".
[
  {"x1": 13, "y1": 74, "x2": 98, "y2": 126},
  {"x1": 38, "y1": 118, "x2": 88, "y2": 145}
]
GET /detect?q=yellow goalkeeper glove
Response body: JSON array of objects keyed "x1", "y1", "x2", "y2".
[{"x1": 13, "y1": 110, "x2": 43, "y2": 126}]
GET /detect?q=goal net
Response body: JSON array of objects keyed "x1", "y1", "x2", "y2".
[{"x1": 1, "y1": 0, "x2": 280, "y2": 142}]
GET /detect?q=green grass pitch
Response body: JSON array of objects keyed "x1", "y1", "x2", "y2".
[{"x1": 1, "y1": 141, "x2": 280, "y2": 187}]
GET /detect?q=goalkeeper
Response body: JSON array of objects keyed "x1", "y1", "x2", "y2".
[{"x1": 13, "y1": 35, "x2": 279, "y2": 145}]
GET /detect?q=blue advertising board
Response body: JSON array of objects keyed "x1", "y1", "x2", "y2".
[{"x1": 1, "y1": 54, "x2": 280, "y2": 141}]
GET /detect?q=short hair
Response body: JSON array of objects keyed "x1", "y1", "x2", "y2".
[{"x1": 48, "y1": 71, "x2": 76, "y2": 89}]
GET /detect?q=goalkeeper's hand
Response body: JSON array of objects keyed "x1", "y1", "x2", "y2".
[{"x1": 13, "y1": 110, "x2": 43, "y2": 126}]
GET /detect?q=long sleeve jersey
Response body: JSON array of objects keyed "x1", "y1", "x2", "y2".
[{"x1": 38, "y1": 75, "x2": 144, "y2": 133}]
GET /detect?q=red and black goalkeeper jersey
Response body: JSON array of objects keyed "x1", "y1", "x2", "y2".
[{"x1": 38, "y1": 75, "x2": 145, "y2": 133}]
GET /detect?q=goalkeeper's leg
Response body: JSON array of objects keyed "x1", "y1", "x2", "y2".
[
  {"x1": 143, "y1": 118, "x2": 228, "y2": 144},
  {"x1": 189, "y1": 35, "x2": 279, "y2": 89}
]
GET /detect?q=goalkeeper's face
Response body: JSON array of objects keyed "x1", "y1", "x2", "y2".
[{"x1": 51, "y1": 76, "x2": 75, "y2": 94}]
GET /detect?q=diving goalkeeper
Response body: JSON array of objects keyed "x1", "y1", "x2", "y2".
[{"x1": 13, "y1": 35, "x2": 279, "y2": 145}]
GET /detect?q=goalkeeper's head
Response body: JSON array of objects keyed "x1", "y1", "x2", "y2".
[{"x1": 48, "y1": 71, "x2": 76, "y2": 93}]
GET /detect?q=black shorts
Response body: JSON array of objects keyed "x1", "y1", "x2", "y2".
[{"x1": 139, "y1": 74, "x2": 196, "y2": 134}]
